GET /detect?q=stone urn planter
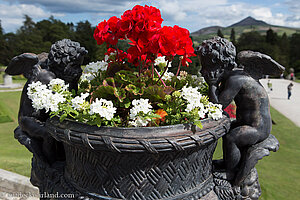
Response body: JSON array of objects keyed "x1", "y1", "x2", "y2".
[{"x1": 44, "y1": 116, "x2": 231, "y2": 199}]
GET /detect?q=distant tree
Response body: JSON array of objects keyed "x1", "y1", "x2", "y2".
[
  {"x1": 266, "y1": 28, "x2": 277, "y2": 45},
  {"x1": 15, "y1": 15, "x2": 45, "y2": 55},
  {"x1": 0, "y1": 20, "x2": 3, "y2": 40},
  {"x1": 289, "y1": 33, "x2": 300, "y2": 76},
  {"x1": 236, "y1": 31, "x2": 264, "y2": 51},
  {"x1": 74, "y1": 21, "x2": 99, "y2": 64},
  {"x1": 217, "y1": 29, "x2": 224, "y2": 38},
  {"x1": 230, "y1": 28, "x2": 236, "y2": 44},
  {"x1": 0, "y1": 20, "x2": 7, "y2": 65},
  {"x1": 276, "y1": 32, "x2": 290, "y2": 69},
  {"x1": 19, "y1": 15, "x2": 35, "y2": 34}
]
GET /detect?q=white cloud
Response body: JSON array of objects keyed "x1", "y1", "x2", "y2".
[
  {"x1": 3, "y1": 0, "x2": 142, "y2": 13},
  {"x1": 0, "y1": 3, "x2": 63, "y2": 33},
  {"x1": 1, "y1": 0, "x2": 300, "y2": 33},
  {"x1": 285, "y1": 0, "x2": 300, "y2": 13},
  {"x1": 152, "y1": 1, "x2": 300, "y2": 32}
]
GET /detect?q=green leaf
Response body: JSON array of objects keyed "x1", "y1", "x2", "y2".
[
  {"x1": 193, "y1": 120, "x2": 203, "y2": 129},
  {"x1": 60, "y1": 113, "x2": 68, "y2": 122},
  {"x1": 164, "y1": 86, "x2": 175, "y2": 95},
  {"x1": 115, "y1": 70, "x2": 138, "y2": 84},
  {"x1": 125, "y1": 82, "x2": 145, "y2": 95},
  {"x1": 124, "y1": 101, "x2": 131, "y2": 108},
  {"x1": 114, "y1": 88, "x2": 126, "y2": 102},
  {"x1": 103, "y1": 77, "x2": 116, "y2": 87},
  {"x1": 143, "y1": 85, "x2": 166, "y2": 102},
  {"x1": 92, "y1": 85, "x2": 115, "y2": 100}
]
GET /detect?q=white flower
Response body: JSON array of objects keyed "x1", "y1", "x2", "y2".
[
  {"x1": 191, "y1": 74, "x2": 205, "y2": 86},
  {"x1": 27, "y1": 81, "x2": 66, "y2": 112},
  {"x1": 129, "y1": 99, "x2": 152, "y2": 119},
  {"x1": 46, "y1": 93, "x2": 66, "y2": 112},
  {"x1": 89, "y1": 98, "x2": 116, "y2": 120},
  {"x1": 197, "y1": 103, "x2": 206, "y2": 119},
  {"x1": 207, "y1": 103, "x2": 223, "y2": 120},
  {"x1": 104, "y1": 51, "x2": 116, "y2": 62},
  {"x1": 161, "y1": 71, "x2": 174, "y2": 81},
  {"x1": 80, "y1": 73, "x2": 95, "y2": 82},
  {"x1": 27, "y1": 81, "x2": 46, "y2": 97},
  {"x1": 181, "y1": 85, "x2": 202, "y2": 101},
  {"x1": 129, "y1": 99, "x2": 153, "y2": 127},
  {"x1": 154, "y1": 56, "x2": 172, "y2": 68},
  {"x1": 181, "y1": 85, "x2": 203, "y2": 112},
  {"x1": 129, "y1": 116, "x2": 151, "y2": 127},
  {"x1": 84, "y1": 61, "x2": 108, "y2": 73},
  {"x1": 71, "y1": 93, "x2": 89, "y2": 110},
  {"x1": 48, "y1": 78, "x2": 69, "y2": 91}
]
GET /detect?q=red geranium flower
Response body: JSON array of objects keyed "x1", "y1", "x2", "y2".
[{"x1": 94, "y1": 5, "x2": 195, "y2": 71}]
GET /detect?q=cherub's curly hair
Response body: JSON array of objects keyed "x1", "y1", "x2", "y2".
[
  {"x1": 197, "y1": 36, "x2": 237, "y2": 69},
  {"x1": 47, "y1": 39, "x2": 88, "y2": 69}
]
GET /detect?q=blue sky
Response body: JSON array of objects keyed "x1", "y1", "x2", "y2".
[{"x1": 0, "y1": 0, "x2": 299, "y2": 33}]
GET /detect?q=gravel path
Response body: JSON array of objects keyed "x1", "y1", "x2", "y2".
[{"x1": 260, "y1": 78, "x2": 300, "y2": 127}]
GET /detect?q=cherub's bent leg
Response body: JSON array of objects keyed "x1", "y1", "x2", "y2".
[
  {"x1": 14, "y1": 126, "x2": 46, "y2": 161},
  {"x1": 19, "y1": 116, "x2": 56, "y2": 163},
  {"x1": 223, "y1": 125, "x2": 260, "y2": 174},
  {"x1": 19, "y1": 116, "x2": 48, "y2": 138}
]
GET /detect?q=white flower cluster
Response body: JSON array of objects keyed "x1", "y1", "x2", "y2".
[
  {"x1": 27, "y1": 79, "x2": 67, "y2": 112},
  {"x1": 71, "y1": 93, "x2": 89, "y2": 110},
  {"x1": 129, "y1": 99, "x2": 153, "y2": 127},
  {"x1": 81, "y1": 61, "x2": 109, "y2": 82},
  {"x1": 48, "y1": 78, "x2": 69, "y2": 91},
  {"x1": 104, "y1": 51, "x2": 116, "y2": 62},
  {"x1": 154, "y1": 56, "x2": 172, "y2": 68},
  {"x1": 206, "y1": 103, "x2": 223, "y2": 120},
  {"x1": 89, "y1": 98, "x2": 116, "y2": 120},
  {"x1": 80, "y1": 73, "x2": 96, "y2": 82},
  {"x1": 161, "y1": 70, "x2": 174, "y2": 81},
  {"x1": 181, "y1": 85, "x2": 223, "y2": 120},
  {"x1": 84, "y1": 61, "x2": 108, "y2": 73},
  {"x1": 181, "y1": 85, "x2": 203, "y2": 112}
]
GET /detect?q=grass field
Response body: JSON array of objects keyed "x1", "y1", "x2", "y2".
[
  {"x1": 0, "y1": 90, "x2": 299, "y2": 199},
  {"x1": 0, "y1": 91, "x2": 32, "y2": 177}
]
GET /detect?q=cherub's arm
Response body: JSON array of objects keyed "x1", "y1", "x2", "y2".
[{"x1": 210, "y1": 76, "x2": 242, "y2": 108}]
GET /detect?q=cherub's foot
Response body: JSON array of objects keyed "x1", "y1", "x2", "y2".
[
  {"x1": 212, "y1": 159, "x2": 225, "y2": 171},
  {"x1": 226, "y1": 171, "x2": 236, "y2": 181}
]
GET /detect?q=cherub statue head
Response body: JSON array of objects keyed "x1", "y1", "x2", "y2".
[
  {"x1": 47, "y1": 39, "x2": 88, "y2": 86},
  {"x1": 197, "y1": 37, "x2": 237, "y2": 83}
]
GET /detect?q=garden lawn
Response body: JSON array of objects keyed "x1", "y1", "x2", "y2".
[
  {"x1": 0, "y1": 91, "x2": 32, "y2": 177},
  {"x1": 0, "y1": 90, "x2": 299, "y2": 199},
  {"x1": 257, "y1": 108, "x2": 300, "y2": 200}
]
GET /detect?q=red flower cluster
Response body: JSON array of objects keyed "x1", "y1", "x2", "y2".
[
  {"x1": 94, "y1": 5, "x2": 195, "y2": 67},
  {"x1": 224, "y1": 104, "x2": 236, "y2": 119}
]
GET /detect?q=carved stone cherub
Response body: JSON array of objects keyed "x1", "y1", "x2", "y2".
[
  {"x1": 197, "y1": 37, "x2": 284, "y2": 185},
  {"x1": 5, "y1": 39, "x2": 87, "y2": 164}
]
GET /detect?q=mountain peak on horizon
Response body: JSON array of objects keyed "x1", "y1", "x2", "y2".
[{"x1": 229, "y1": 16, "x2": 269, "y2": 27}]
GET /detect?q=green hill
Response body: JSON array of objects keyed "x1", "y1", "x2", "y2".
[{"x1": 191, "y1": 16, "x2": 300, "y2": 43}]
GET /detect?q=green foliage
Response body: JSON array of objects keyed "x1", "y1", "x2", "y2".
[
  {"x1": 192, "y1": 25, "x2": 300, "y2": 77},
  {"x1": 217, "y1": 29, "x2": 224, "y2": 38},
  {"x1": 230, "y1": 28, "x2": 236, "y2": 45},
  {"x1": 0, "y1": 15, "x2": 105, "y2": 66},
  {"x1": 266, "y1": 28, "x2": 278, "y2": 45}
]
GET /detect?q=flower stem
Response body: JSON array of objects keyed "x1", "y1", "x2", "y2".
[
  {"x1": 176, "y1": 60, "x2": 182, "y2": 76},
  {"x1": 151, "y1": 63, "x2": 154, "y2": 83},
  {"x1": 155, "y1": 60, "x2": 169, "y2": 85},
  {"x1": 155, "y1": 68, "x2": 166, "y2": 87}
]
